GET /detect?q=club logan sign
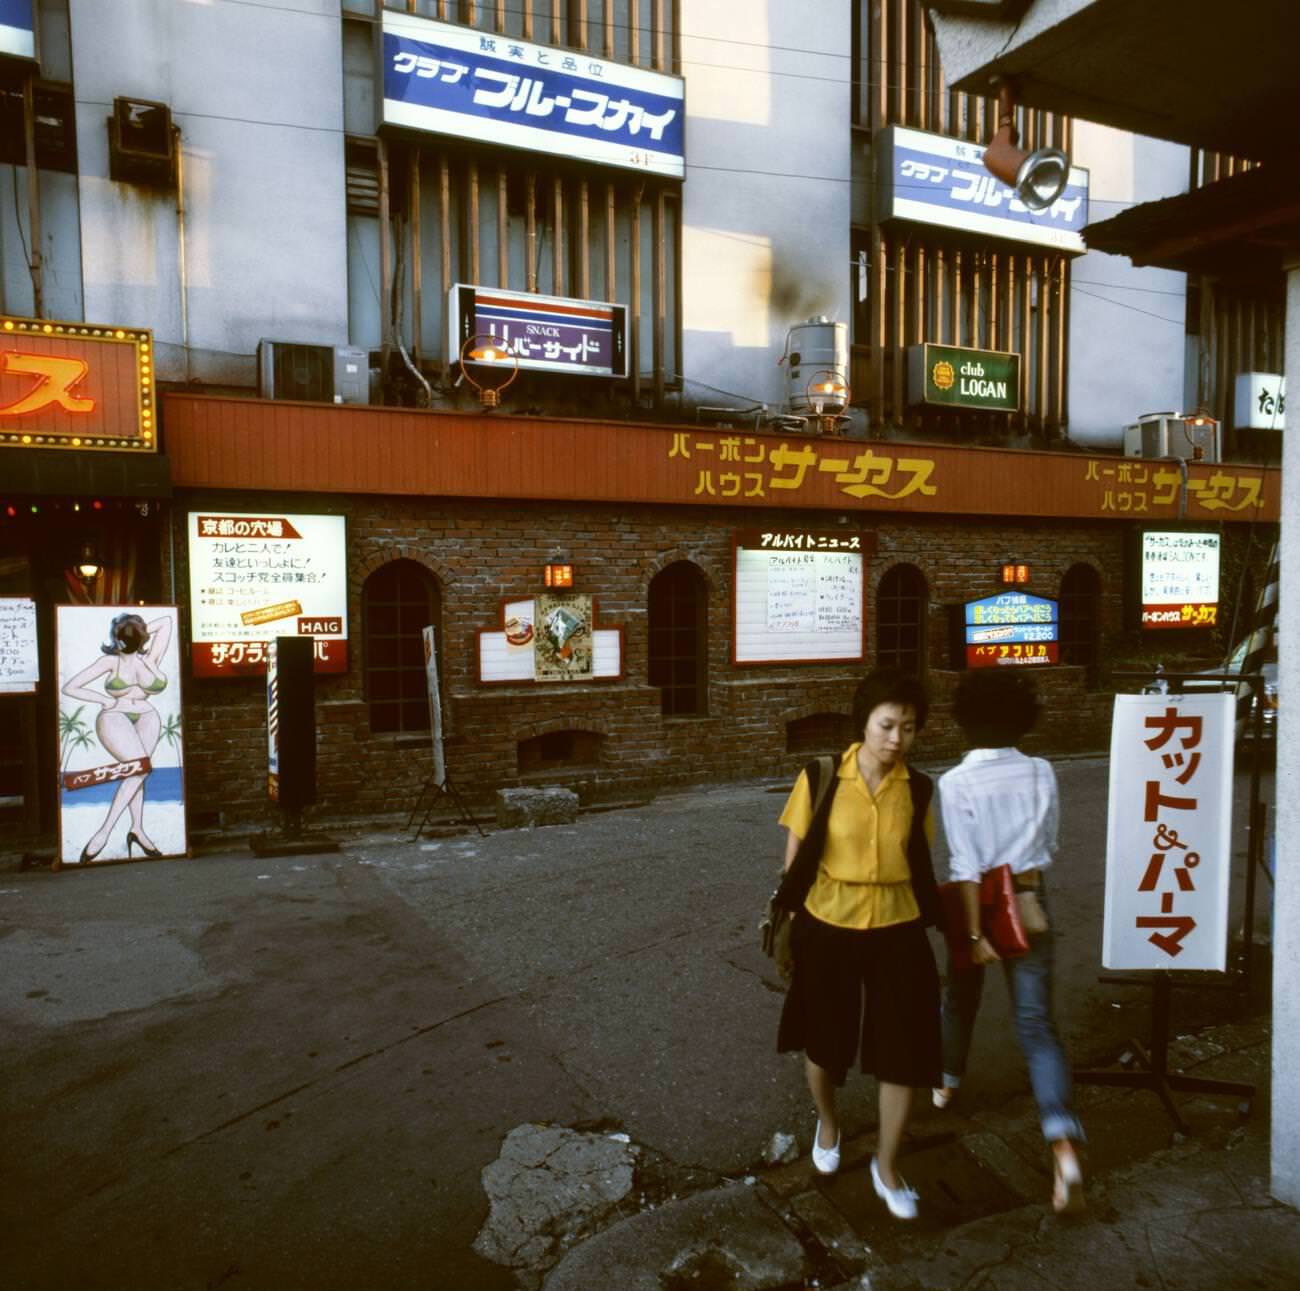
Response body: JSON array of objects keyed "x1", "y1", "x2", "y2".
[{"x1": 907, "y1": 342, "x2": 1020, "y2": 413}]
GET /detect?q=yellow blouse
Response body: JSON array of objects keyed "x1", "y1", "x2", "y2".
[{"x1": 778, "y1": 744, "x2": 933, "y2": 930}]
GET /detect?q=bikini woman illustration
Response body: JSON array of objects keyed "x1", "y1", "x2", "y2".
[{"x1": 61, "y1": 612, "x2": 174, "y2": 862}]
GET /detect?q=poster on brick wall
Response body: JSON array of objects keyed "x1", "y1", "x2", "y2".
[
  {"x1": 187, "y1": 512, "x2": 348, "y2": 676},
  {"x1": 55, "y1": 605, "x2": 188, "y2": 866},
  {"x1": 477, "y1": 598, "x2": 622, "y2": 683},
  {"x1": 732, "y1": 531, "x2": 867, "y2": 665}
]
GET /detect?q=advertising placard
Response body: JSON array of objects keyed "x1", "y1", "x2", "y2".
[
  {"x1": 877, "y1": 125, "x2": 1088, "y2": 253},
  {"x1": 1103, "y1": 693, "x2": 1233, "y2": 971},
  {"x1": 0, "y1": 596, "x2": 38, "y2": 693},
  {"x1": 1232, "y1": 372, "x2": 1285, "y2": 431},
  {"x1": 963, "y1": 592, "x2": 1058, "y2": 667},
  {"x1": 187, "y1": 512, "x2": 348, "y2": 676},
  {"x1": 380, "y1": 10, "x2": 685, "y2": 179},
  {"x1": 0, "y1": 316, "x2": 155, "y2": 453},
  {"x1": 56, "y1": 605, "x2": 187, "y2": 865},
  {"x1": 907, "y1": 343, "x2": 1020, "y2": 413},
  {"x1": 477, "y1": 599, "x2": 622, "y2": 683},
  {"x1": 450, "y1": 284, "x2": 628, "y2": 378},
  {"x1": 1140, "y1": 531, "x2": 1220, "y2": 630},
  {"x1": 534, "y1": 593, "x2": 594, "y2": 681}
]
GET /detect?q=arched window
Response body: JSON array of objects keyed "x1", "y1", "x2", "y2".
[
  {"x1": 363, "y1": 560, "x2": 441, "y2": 734},
  {"x1": 1059, "y1": 563, "x2": 1101, "y2": 680},
  {"x1": 648, "y1": 561, "x2": 707, "y2": 716},
  {"x1": 876, "y1": 563, "x2": 928, "y2": 675}
]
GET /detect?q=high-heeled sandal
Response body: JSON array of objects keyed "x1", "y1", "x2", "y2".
[
  {"x1": 127, "y1": 831, "x2": 163, "y2": 860},
  {"x1": 1052, "y1": 1151, "x2": 1086, "y2": 1215},
  {"x1": 80, "y1": 839, "x2": 105, "y2": 864}
]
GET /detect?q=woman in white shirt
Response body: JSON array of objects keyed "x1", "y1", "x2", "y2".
[{"x1": 933, "y1": 667, "x2": 1086, "y2": 1215}]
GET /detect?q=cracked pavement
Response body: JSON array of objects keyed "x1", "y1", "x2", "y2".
[{"x1": 0, "y1": 758, "x2": 1282, "y2": 1289}]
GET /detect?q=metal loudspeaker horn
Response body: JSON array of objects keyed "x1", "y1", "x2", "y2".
[{"x1": 982, "y1": 82, "x2": 1069, "y2": 212}]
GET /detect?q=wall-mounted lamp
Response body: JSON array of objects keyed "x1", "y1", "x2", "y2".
[
  {"x1": 459, "y1": 332, "x2": 520, "y2": 408},
  {"x1": 982, "y1": 82, "x2": 1069, "y2": 211},
  {"x1": 806, "y1": 370, "x2": 850, "y2": 436},
  {"x1": 1000, "y1": 562, "x2": 1030, "y2": 585},
  {"x1": 74, "y1": 541, "x2": 102, "y2": 586},
  {"x1": 544, "y1": 563, "x2": 574, "y2": 589}
]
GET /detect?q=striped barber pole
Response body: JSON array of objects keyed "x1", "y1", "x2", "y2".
[{"x1": 1234, "y1": 540, "x2": 1279, "y2": 731}]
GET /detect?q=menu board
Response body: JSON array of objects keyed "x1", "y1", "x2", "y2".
[
  {"x1": 187, "y1": 512, "x2": 348, "y2": 676},
  {"x1": 0, "y1": 597, "x2": 38, "y2": 693},
  {"x1": 733, "y1": 534, "x2": 865, "y2": 665},
  {"x1": 1141, "y1": 530, "x2": 1220, "y2": 630}
]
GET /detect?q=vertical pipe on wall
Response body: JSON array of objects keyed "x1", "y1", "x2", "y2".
[
  {"x1": 604, "y1": 0, "x2": 615, "y2": 58},
  {"x1": 630, "y1": 0, "x2": 640, "y2": 65},
  {"x1": 631, "y1": 185, "x2": 642, "y2": 400},
  {"x1": 935, "y1": 246, "x2": 947, "y2": 344},
  {"x1": 468, "y1": 159, "x2": 480, "y2": 286},
  {"x1": 21, "y1": 76, "x2": 43, "y2": 317},
  {"x1": 892, "y1": 237, "x2": 906, "y2": 421},
  {"x1": 378, "y1": 137, "x2": 393, "y2": 362},
  {"x1": 410, "y1": 150, "x2": 422, "y2": 359},
  {"x1": 892, "y1": 0, "x2": 906, "y2": 126},
  {"x1": 552, "y1": 176, "x2": 564, "y2": 293},
  {"x1": 1035, "y1": 257, "x2": 1049, "y2": 433},
  {"x1": 525, "y1": 172, "x2": 537, "y2": 291},
  {"x1": 952, "y1": 249, "x2": 963, "y2": 347},
  {"x1": 653, "y1": 188, "x2": 665, "y2": 404},
  {"x1": 551, "y1": 2, "x2": 561, "y2": 45},
  {"x1": 1053, "y1": 256, "x2": 1068, "y2": 433},
  {"x1": 575, "y1": 0, "x2": 587, "y2": 49},
  {"x1": 496, "y1": 0, "x2": 506, "y2": 33},
  {"x1": 497, "y1": 167, "x2": 508, "y2": 287},
  {"x1": 439, "y1": 155, "x2": 451, "y2": 358},
  {"x1": 522, "y1": 0, "x2": 533, "y2": 41},
  {"x1": 605, "y1": 182, "x2": 616, "y2": 302},
  {"x1": 871, "y1": 0, "x2": 887, "y2": 132},
  {"x1": 1017, "y1": 254, "x2": 1030, "y2": 432},
  {"x1": 871, "y1": 227, "x2": 886, "y2": 419},
  {"x1": 578, "y1": 180, "x2": 590, "y2": 299},
  {"x1": 652, "y1": 0, "x2": 664, "y2": 69}
]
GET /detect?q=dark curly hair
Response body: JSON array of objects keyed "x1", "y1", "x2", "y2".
[
  {"x1": 101, "y1": 612, "x2": 149, "y2": 656},
  {"x1": 953, "y1": 667, "x2": 1040, "y2": 746},
  {"x1": 851, "y1": 669, "x2": 929, "y2": 732}
]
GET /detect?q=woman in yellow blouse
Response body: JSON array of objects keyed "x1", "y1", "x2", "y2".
[{"x1": 775, "y1": 670, "x2": 942, "y2": 1221}]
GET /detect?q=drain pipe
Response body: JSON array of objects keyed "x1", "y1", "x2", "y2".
[{"x1": 173, "y1": 124, "x2": 190, "y2": 381}]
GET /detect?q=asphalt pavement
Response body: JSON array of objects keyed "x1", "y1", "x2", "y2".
[{"x1": 0, "y1": 754, "x2": 1283, "y2": 1290}]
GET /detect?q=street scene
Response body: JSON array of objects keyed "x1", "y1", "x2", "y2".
[
  {"x1": 0, "y1": 754, "x2": 1283, "y2": 1290},
  {"x1": 1, "y1": 2, "x2": 1297, "y2": 1290}
]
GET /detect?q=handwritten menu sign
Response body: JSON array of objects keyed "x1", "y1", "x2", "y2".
[
  {"x1": 0, "y1": 597, "x2": 38, "y2": 693},
  {"x1": 734, "y1": 535, "x2": 866, "y2": 665}
]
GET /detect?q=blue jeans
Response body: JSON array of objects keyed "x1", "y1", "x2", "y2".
[{"x1": 940, "y1": 891, "x2": 1085, "y2": 1143}]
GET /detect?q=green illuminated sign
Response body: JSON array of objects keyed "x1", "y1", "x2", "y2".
[{"x1": 907, "y1": 343, "x2": 1021, "y2": 412}]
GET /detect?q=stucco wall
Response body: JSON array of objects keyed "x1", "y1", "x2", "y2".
[
  {"x1": 678, "y1": 0, "x2": 851, "y2": 416},
  {"x1": 69, "y1": 0, "x2": 350, "y2": 386},
  {"x1": 1065, "y1": 126, "x2": 1190, "y2": 449}
]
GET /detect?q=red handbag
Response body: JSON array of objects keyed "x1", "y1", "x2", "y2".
[{"x1": 939, "y1": 864, "x2": 1031, "y2": 972}]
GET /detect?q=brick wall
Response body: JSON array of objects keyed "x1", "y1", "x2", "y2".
[{"x1": 168, "y1": 489, "x2": 1268, "y2": 828}]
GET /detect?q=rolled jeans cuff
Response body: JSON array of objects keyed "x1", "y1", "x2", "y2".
[
  {"x1": 1041, "y1": 1112, "x2": 1086, "y2": 1143},
  {"x1": 941, "y1": 1073, "x2": 962, "y2": 1089}
]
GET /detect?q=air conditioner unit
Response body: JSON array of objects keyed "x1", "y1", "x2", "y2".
[
  {"x1": 108, "y1": 97, "x2": 176, "y2": 186},
  {"x1": 258, "y1": 341, "x2": 371, "y2": 405},
  {"x1": 1122, "y1": 411, "x2": 1219, "y2": 464}
]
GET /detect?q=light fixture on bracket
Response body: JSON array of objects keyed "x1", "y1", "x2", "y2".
[
  {"x1": 74, "y1": 540, "x2": 102, "y2": 586},
  {"x1": 981, "y1": 81, "x2": 1069, "y2": 212},
  {"x1": 806, "y1": 370, "x2": 850, "y2": 437},
  {"x1": 458, "y1": 332, "x2": 520, "y2": 408}
]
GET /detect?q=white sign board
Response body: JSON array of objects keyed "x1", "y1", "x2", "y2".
[
  {"x1": 1233, "y1": 372, "x2": 1285, "y2": 430},
  {"x1": 877, "y1": 125, "x2": 1089, "y2": 254},
  {"x1": 0, "y1": 596, "x2": 38, "y2": 693},
  {"x1": 734, "y1": 546, "x2": 864, "y2": 664},
  {"x1": 478, "y1": 598, "x2": 622, "y2": 683},
  {"x1": 1140, "y1": 530, "x2": 1220, "y2": 630},
  {"x1": 1103, "y1": 693, "x2": 1233, "y2": 971},
  {"x1": 187, "y1": 512, "x2": 348, "y2": 676},
  {"x1": 56, "y1": 605, "x2": 187, "y2": 866}
]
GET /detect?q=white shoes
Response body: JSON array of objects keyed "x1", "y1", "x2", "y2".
[
  {"x1": 811, "y1": 1119, "x2": 841, "y2": 1175},
  {"x1": 932, "y1": 1086, "x2": 955, "y2": 1110},
  {"x1": 871, "y1": 1155, "x2": 919, "y2": 1220}
]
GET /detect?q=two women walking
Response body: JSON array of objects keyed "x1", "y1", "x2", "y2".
[{"x1": 774, "y1": 667, "x2": 1085, "y2": 1221}]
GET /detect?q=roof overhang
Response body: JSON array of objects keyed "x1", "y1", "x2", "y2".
[
  {"x1": 1084, "y1": 166, "x2": 1300, "y2": 279},
  {"x1": 928, "y1": 0, "x2": 1300, "y2": 163}
]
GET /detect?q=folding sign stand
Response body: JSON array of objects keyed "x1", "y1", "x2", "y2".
[
  {"x1": 408, "y1": 774, "x2": 485, "y2": 840},
  {"x1": 1074, "y1": 670, "x2": 1268, "y2": 1130},
  {"x1": 1073, "y1": 972, "x2": 1254, "y2": 1133}
]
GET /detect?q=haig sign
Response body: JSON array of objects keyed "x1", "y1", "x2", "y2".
[{"x1": 907, "y1": 343, "x2": 1020, "y2": 413}]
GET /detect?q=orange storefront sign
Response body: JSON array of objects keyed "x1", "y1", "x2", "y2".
[
  {"x1": 162, "y1": 395, "x2": 1280, "y2": 524},
  {"x1": 0, "y1": 317, "x2": 156, "y2": 453}
]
